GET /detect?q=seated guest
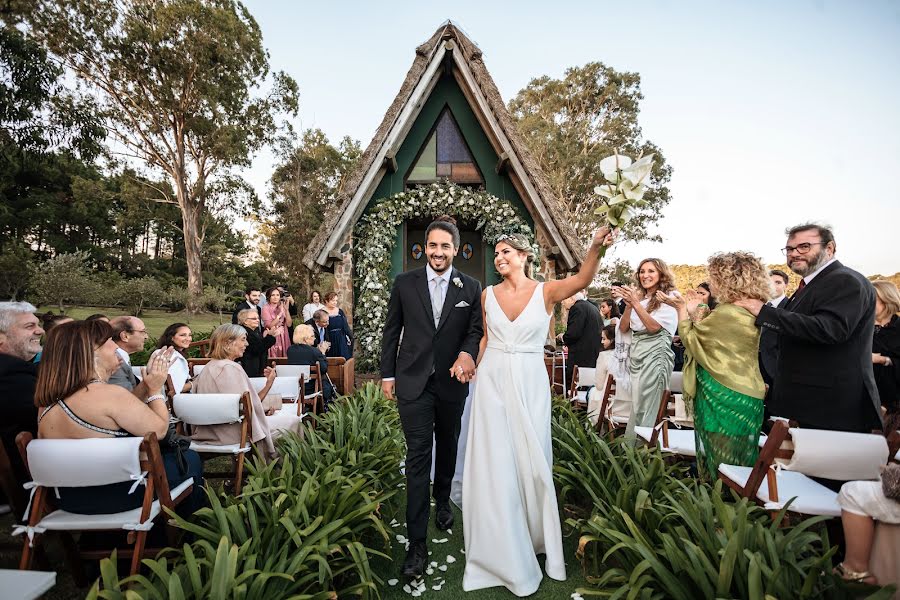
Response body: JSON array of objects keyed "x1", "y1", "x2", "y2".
[
  {"x1": 191, "y1": 324, "x2": 301, "y2": 458},
  {"x1": 33, "y1": 313, "x2": 73, "y2": 363},
  {"x1": 302, "y1": 290, "x2": 325, "y2": 322},
  {"x1": 872, "y1": 280, "x2": 900, "y2": 430},
  {"x1": 599, "y1": 298, "x2": 620, "y2": 326},
  {"x1": 659, "y1": 252, "x2": 770, "y2": 479},
  {"x1": 236, "y1": 309, "x2": 279, "y2": 377},
  {"x1": 835, "y1": 477, "x2": 900, "y2": 585},
  {"x1": 85, "y1": 313, "x2": 109, "y2": 322},
  {"x1": 0, "y1": 302, "x2": 43, "y2": 483},
  {"x1": 287, "y1": 324, "x2": 336, "y2": 407},
  {"x1": 323, "y1": 292, "x2": 353, "y2": 359},
  {"x1": 157, "y1": 323, "x2": 193, "y2": 393},
  {"x1": 586, "y1": 324, "x2": 618, "y2": 426},
  {"x1": 695, "y1": 282, "x2": 718, "y2": 310},
  {"x1": 107, "y1": 316, "x2": 167, "y2": 400},
  {"x1": 34, "y1": 320, "x2": 204, "y2": 515}
]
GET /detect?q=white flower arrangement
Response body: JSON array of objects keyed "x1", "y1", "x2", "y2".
[
  {"x1": 353, "y1": 181, "x2": 535, "y2": 370},
  {"x1": 593, "y1": 151, "x2": 654, "y2": 228}
]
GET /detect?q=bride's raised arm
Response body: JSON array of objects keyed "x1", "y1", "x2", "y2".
[{"x1": 544, "y1": 226, "x2": 615, "y2": 308}]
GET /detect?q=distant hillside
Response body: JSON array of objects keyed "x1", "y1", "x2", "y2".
[{"x1": 669, "y1": 265, "x2": 900, "y2": 296}]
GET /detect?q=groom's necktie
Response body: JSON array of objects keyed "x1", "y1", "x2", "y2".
[{"x1": 431, "y1": 277, "x2": 446, "y2": 328}]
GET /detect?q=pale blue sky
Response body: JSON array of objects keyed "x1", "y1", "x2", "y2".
[{"x1": 242, "y1": 0, "x2": 900, "y2": 275}]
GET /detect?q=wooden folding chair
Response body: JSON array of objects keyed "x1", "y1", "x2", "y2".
[
  {"x1": 172, "y1": 392, "x2": 252, "y2": 494},
  {"x1": 718, "y1": 420, "x2": 890, "y2": 524},
  {"x1": 15, "y1": 432, "x2": 193, "y2": 577},
  {"x1": 187, "y1": 357, "x2": 212, "y2": 378},
  {"x1": 567, "y1": 366, "x2": 595, "y2": 409}
]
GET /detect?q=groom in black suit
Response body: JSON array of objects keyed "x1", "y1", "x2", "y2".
[
  {"x1": 381, "y1": 216, "x2": 483, "y2": 578},
  {"x1": 737, "y1": 224, "x2": 881, "y2": 433}
]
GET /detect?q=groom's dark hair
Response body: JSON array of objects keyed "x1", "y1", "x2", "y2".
[{"x1": 425, "y1": 215, "x2": 460, "y2": 248}]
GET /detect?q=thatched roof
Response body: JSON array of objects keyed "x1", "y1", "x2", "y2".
[{"x1": 303, "y1": 21, "x2": 584, "y2": 271}]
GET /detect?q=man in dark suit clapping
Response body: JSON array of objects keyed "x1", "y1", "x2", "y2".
[{"x1": 737, "y1": 224, "x2": 881, "y2": 433}]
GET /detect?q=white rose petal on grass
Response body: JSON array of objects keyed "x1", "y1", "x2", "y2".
[
  {"x1": 426, "y1": 568, "x2": 434, "y2": 575},
  {"x1": 439, "y1": 564, "x2": 448, "y2": 572},
  {"x1": 446, "y1": 555, "x2": 456, "y2": 563},
  {"x1": 403, "y1": 584, "x2": 412, "y2": 593},
  {"x1": 430, "y1": 561, "x2": 438, "y2": 567},
  {"x1": 388, "y1": 579, "x2": 399, "y2": 586},
  {"x1": 447, "y1": 529, "x2": 452, "y2": 535},
  {"x1": 432, "y1": 538, "x2": 448, "y2": 544},
  {"x1": 432, "y1": 585, "x2": 443, "y2": 591}
]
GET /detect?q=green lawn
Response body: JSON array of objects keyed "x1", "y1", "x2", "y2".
[
  {"x1": 63, "y1": 306, "x2": 231, "y2": 339},
  {"x1": 374, "y1": 499, "x2": 589, "y2": 599}
]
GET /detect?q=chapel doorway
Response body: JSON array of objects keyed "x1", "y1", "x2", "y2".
[{"x1": 404, "y1": 220, "x2": 485, "y2": 285}]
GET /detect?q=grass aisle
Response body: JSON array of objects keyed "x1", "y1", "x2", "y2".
[{"x1": 374, "y1": 498, "x2": 588, "y2": 599}]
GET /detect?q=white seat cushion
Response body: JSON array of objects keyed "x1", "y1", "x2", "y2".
[
  {"x1": 658, "y1": 429, "x2": 696, "y2": 456},
  {"x1": 718, "y1": 464, "x2": 840, "y2": 516},
  {"x1": 634, "y1": 426, "x2": 654, "y2": 443},
  {"x1": 36, "y1": 478, "x2": 193, "y2": 531},
  {"x1": 189, "y1": 441, "x2": 249, "y2": 454}
]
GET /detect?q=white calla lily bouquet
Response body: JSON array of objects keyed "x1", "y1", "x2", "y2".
[{"x1": 593, "y1": 152, "x2": 655, "y2": 228}]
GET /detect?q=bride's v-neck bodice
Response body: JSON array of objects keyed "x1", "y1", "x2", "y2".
[{"x1": 485, "y1": 283, "x2": 549, "y2": 354}]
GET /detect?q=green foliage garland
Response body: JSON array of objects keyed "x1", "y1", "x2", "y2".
[{"x1": 353, "y1": 181, "x2": 536, "y2": 370}]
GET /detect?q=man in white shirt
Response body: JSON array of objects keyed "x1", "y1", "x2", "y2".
[{"x1": 107, "y1": 316, "x2": 168, "y2": 401}]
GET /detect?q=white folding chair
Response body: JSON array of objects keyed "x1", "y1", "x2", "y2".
[
  {"x1": 14, "y1": 433, "x2": 193, "y2": 576},
  {"x1": 172, "y1": 393, "x2": 251, "y2": 494},
  {"x1": 275, "y1": 365, "x2": 324, "y2": 418},
  {"x1": 191, "y1": 364, "x2": 205, "y2": 377},
  {"x1": 718, "y1": 420, "x2": 889, "y2": 522},
  {"x1": 249, "y1": 376, "x2": 301, "y2": 402},
  {"x1": 567, "y1": 366, "x2": 595, "y2": 407}
]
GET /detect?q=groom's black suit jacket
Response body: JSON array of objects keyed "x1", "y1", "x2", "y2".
[
  {"x1": 756, "y1": 260, "x2": 881, "y2": 432},
  {"x1": 380, "y1": 267, "x2": 483, "y2": 402}
]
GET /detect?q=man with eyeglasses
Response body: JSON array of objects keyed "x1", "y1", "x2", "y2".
[
  {"x1": 107, "y1": 316, "x2": 169, "y2": 400},
  {"x1": 736, "y1": 223, "x2": 881, "y2": 434}
]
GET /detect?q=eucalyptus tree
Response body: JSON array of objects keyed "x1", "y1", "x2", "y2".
[
  {"x1": 30, "y1": 0, "x2": 298, "y2": 311},
  {"x1": 509, "y1": 62, "x2": 672, "y2": 244}
]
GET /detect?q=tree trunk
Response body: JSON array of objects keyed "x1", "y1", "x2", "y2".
[{"x1": 182, "y1": 204, "x2": 204, "y2": 313}]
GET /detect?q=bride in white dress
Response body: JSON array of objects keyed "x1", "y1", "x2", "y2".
[{"x1": 462, "y1": 226, "x2": 614, "y2": 596}]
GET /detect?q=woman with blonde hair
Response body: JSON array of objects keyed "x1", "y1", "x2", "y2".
[
  {"x1": 871, "y1": 280, "x2": 900, "y2": 427},
  {"x1": 612, "y1": 258, "x2": 678, "y2": 436},
  {"x1": 191, "y1": 324, "x2": 293, "y2": 459},
  {"x1": 659, "y1": 251, "x2": 771, "y2": 478}
]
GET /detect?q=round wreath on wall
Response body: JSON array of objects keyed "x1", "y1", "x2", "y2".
[{"x1": 353, "y1": 181, "x2": 537, "y2": 371}]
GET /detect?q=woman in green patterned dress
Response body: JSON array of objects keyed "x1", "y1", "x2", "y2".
[{"x1": 657, "y1": 252, "x2": 771, "y2": 479}]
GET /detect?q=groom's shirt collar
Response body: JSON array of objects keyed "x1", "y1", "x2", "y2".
[{"x1": 426, "y1": 264, "x2": 452, "y2": 285}]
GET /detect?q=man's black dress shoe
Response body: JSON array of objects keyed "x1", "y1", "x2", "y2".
[
  {"x1": 402, "y1": 540, "x2": 427, "y2": 578},
  {"x1": 436, "y1": 501, "x2": 454, "y2": 530}
]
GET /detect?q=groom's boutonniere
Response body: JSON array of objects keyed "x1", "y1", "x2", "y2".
[{"x1": 452, "y1": 277, "x2": 463, "y2": 289}]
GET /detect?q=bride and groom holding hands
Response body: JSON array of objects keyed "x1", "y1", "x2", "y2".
[{"x1": 380, "y1": 215, "x2": 614, "y2": 596}]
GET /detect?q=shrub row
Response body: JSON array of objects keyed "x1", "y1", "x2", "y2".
[
  {"x1": 550, "y1": 401, "x2": 894, "y2": 600},
  {"x1": 86, "y1": 383, "x2": 406, "y2": 599}
]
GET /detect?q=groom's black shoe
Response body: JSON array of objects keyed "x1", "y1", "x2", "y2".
[
  {"x1": 402, "y1": 540, "x2": 427, "y2": 578},
  {"x1": 435, "y1": 501, "x2": 454, "y2": 531}
]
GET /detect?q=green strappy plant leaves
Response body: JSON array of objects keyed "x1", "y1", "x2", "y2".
[
  {"x1": 550, "y1": 400, "x2": 895, "y2": 600},
  {"x1": 86, "y1": 384, "x2": 406, "y2": 599}
]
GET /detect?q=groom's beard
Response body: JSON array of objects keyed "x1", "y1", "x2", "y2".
[{"x1": 427, "y1": 257, "x2": 452, "y2": 274}]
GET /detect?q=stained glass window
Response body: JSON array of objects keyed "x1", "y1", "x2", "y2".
[{"x1": 406, "y1": 109, "x2": 483, "y2": 185}]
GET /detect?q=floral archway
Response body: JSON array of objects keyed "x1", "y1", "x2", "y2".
[{"x1": 353, "y1": 181, "x2": 536, "y2": 370}]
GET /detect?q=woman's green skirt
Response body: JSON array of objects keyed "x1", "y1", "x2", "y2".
[{"x1": 693, "y1": 365, "x2": 764, "y2": 480}]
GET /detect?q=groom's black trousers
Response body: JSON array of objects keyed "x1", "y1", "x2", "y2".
[{"x1": 397, "y1": 374, "x2": 466, "y2": 543}]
